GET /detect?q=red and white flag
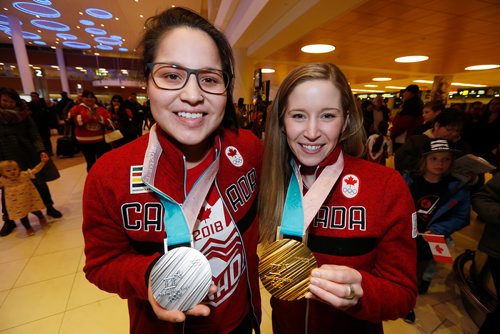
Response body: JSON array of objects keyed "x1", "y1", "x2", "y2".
[{"x1": 422, "y1": 234, "x2": 453, "y2": 264}]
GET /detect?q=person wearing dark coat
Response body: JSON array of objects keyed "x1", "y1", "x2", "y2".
[
  {"x1": 0, "y1": 88, "x2": 62, "y2": 237},
  {"x1": 390, "y1": 84, "x2": 424, "y2": 150},
  {"x1": 472, "y1": 172, "x2": 500, "y2": 333}
]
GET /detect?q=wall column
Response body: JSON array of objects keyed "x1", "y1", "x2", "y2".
[
  {"x1": 55, "y1": 47, "x2": 70, "y2": 93},
  {"x1": 232, "y1": 48, "x2": 254, "y2": 105},
  {"x1": 7, "y1": 15, "x2": 34, "y2": 94}
]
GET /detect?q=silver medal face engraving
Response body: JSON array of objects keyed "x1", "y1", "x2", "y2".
[{"x1": 150, "y1": 247, "x2": 212, "y2": 311}]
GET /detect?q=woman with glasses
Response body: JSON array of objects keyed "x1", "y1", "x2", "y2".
[{"x1": 82, "y1": 7, "x2": 262, "y2": 334}]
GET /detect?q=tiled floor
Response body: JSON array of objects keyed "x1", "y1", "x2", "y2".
[{"x1": 0, "y1": 143, "x2": 484, "y2": 333}]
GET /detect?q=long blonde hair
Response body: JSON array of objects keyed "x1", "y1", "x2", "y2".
[{"x1": 258, "y1": 63, "x2": 365, "y2": 243}]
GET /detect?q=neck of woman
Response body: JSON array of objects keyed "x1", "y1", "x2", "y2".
[{"x1": 301, "y1": 166, "x2": 317, "y2": 189}]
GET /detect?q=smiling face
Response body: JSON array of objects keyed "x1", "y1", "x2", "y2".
[
  {"x1": 283, "y1": 79, "x2": 347, "y2": 172},
  {"x1": 148, "y1": 27, "x2": 226, "y2": 161}
]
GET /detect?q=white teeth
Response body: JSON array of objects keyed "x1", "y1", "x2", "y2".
[
  {"x1": 303, "y1": 145, "x2": 321, "y2": 150},
  {"x1": 178, "y1": 112, "x2": 203, "y2": 119}
]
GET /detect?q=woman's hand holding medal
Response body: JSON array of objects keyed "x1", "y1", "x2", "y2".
[
  {"x1": 147, "y1": 285, "x2": 217, "y2": 322},
  {"x1": 306, "y1": 264, "x2": 363, "y2": 310}
]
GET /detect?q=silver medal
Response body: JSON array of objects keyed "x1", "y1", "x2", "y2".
[{"x1": 150, "y1": 247, "x2": 212, "y2": 311}]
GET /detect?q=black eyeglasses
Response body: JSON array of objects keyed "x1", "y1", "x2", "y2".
[{"x1": 147, "y1": 63, "x2": 231, "y2": 95}]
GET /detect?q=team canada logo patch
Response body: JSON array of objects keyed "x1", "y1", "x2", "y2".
[
  {"x1": 341, "y1": 174, "x2": 359, "y2": 198},
  {"x1": 225, "y1": 146, "x2": 243, "y2": 167}
]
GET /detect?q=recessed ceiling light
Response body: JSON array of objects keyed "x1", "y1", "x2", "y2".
[
  {"x1": 395, "y1": 55, "x2": 429, "y2": 63},
  {"x1": 385, "y1": 86, "x2": 406, "y2": 90},
  {"x1": 372, "y1": 77, "x2": 391, "y2": 81},
  {"x1": 301, "y1": 44, "x2": 335, "y2": 54},
  {"x1": 464, "y1": 64, "x2": 500, "y2": 71},
  {"x1": 364, "y1": 84, "x2": 378, "y2": 87},
  {"x1": 413, "y1": 79, "x2": 433, "y2": 84},
  {"x1": 261, "y1": 68, "x2": 275, "y2": 73},
  {"x1": 451, "y1": 82, "x2": 487, "y2": 87}
]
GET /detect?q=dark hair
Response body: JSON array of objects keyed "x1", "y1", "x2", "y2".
[
  {"x1": 372, "y1": 120, "x2": 389, "y2": 153},
  {"x1": 0, "y1": 87, "x2": 24, "y2": 109},
  {"x1": 141, "y1": 7, "x2": 237, "y2": 129},
  {"x1": 433, "y1": 107, "x2": 465, "y2": 128},
  {"x1": 81, "y1": 90, "x2": 96, "y2": 99},
  {"x1": 110, "y1": 94, "x2": 130, "y2": 125}
]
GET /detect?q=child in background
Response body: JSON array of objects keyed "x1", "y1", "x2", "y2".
[
  {"x1": 0, "y1": 156, "x2": 49, "y2": 236},
  {"x1": 366, "y1": 120, "x2": 392, "y2": 165},
  {"x1": 403, "y1": 138, "x2": 470, "y2": 322}
]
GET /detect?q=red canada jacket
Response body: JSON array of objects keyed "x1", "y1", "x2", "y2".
[
  {"x1": 271, "y1": 149, "x2": 417, "y2": 334},
  {"x1": 68, "y1": 103, "x2": 110, "y2": 143},
  {"x1": 83, "y1": 127, "x2": 262, "y2": 333}
]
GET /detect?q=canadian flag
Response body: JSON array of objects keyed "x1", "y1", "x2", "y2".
[{"x1": 422, "y1": 234, "x2": 453, "y2": 264}]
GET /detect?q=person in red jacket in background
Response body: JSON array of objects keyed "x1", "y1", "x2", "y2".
[
  {"x1": 82, "y1": 7, "x2": 262, "y2": 334},
  {"x1": 259, "y1": 63, "x2": 416, "y2": 334},
  {"x1": 67, "y1": 90, "x2": 110, "y2": 172}
]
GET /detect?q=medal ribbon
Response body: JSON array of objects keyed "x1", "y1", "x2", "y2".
[
  {"x1": 141, "y1": 124, "x2": 219, "y2": 248},
  {"x1": 280, "y1": 152, "x2": 344, "y2": 239}
]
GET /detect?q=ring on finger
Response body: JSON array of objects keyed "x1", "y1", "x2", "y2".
[{"x1": 345, "y1": 284, "x2": 355, "y2": 300}]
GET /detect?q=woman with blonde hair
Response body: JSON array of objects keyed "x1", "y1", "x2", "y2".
[{"x1": 259, "y1": 63, "x2": 416, "y2": 333}]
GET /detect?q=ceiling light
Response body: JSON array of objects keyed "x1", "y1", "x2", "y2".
[
  {"x1": 31, "y1": 19, "x2": 70, "y2": 31},
  {"x1": 394, "y1": 55, "x2": 429, "y2": 63},
  {"x1": 372, "y1": 77, "x2": 391, "y2": 81},
  {"x1": 413, "y1": 79, "x2": 433, "y2": 84},
  {"x1": 261, "y1": 68, "x2": 275, "y2": 73},
  {"x1": 364, "y1": 84, "x2": 378, "y2": 87},
  {"x1": 451, "y1": 82, "x2": 487, "y2": 87},
  {"x1": 62, "y1": 41, "x2": 91, "y2": 49},
  {"x1": 85, "y1": 27, "x2": 107, "y2": 35},
  {"x1": 385, "y1": 86, "x2": 406, "y2": 90},
  {"x1": 351, "y1": 88, "x2": 384, "y2": 93},
  {"x1": 13, "y1": 2, "x2": 60, "y2": 18},
  {"x1": 301, "y1": 44, "x2": 335, "y2": 54},
  {"x1": 86, "y1": 8, "x2": 113, "y2": 19},
  {"x1": 80, "y1": 19, "x2": 94, "y2": 26},
  {"x1": 56, "y1": 33, "x2": 77, "y2": 40},
  {"x1": 465, "y1": 64, "x2": 500, "y2": 71}
]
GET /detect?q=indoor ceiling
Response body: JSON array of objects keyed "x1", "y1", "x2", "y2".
[{"x1": 1, "y1": 0, "x2": 499, "y2": 96}]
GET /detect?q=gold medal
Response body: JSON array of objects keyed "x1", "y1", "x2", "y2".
[{"x1": 259, "y1": 238, "x2": 317, "y2": 300}]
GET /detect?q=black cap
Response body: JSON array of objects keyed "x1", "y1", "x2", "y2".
[
  {"x1": 405, "y1": 84, "x2": 420, "y2": 95},
  {"x1": 422, "y1": 139, "x2": 459, "y2": 156}
]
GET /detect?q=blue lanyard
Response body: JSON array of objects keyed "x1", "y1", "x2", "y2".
[
  {"x1": 141, "y1": 125, "x2": 219, "y2": 248},
  {"x1": 280, "y1": 160, "x2": 305, "y2": 239}
]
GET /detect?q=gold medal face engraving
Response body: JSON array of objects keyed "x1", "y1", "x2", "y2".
[{"x1": 259, "y1": 239, "x2": 317, "y2": 300}]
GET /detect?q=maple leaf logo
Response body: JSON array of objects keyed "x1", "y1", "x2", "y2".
[
  {"x1": 421, "y1": 199, "x2": 431, "y2": 209},
  {"x1": 227, "y1": 148, "x2": 237, "y2": 157},
  {"x1": 197, "y1": 207, "x2": 211, "y2": 221},
  {"x1": 435, "y1": 244, "x2": 444, "y2": 254},
  {"x1": 344, "y1": 176, "x2": 357, "y2": 186}
]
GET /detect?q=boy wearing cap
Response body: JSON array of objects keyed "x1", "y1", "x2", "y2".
[
  {"x1": 402, "y1": 138, "x2": 470, "y2": 323},
  {"x1": 405, "y1": 138, "x2": 470, "y2": 294}
]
